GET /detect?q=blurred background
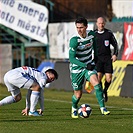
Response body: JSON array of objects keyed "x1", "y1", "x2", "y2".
[{"x1": 0, "y1": 0, "x2": 133, "y2": 97}]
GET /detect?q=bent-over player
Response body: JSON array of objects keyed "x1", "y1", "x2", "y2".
[{"x1": 0, "y1": 66, "x2": 58, "y2": 116}]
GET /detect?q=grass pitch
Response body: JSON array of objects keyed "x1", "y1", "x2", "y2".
[{"x1": 0, "y1": 84, "x2": 133, "y2": 133}]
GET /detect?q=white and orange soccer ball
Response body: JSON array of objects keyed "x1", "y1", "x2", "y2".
[{"x1": 78, "y1": 104, "x2": 92, "y2": 118}]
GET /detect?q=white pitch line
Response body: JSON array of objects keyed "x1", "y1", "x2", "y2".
[
  {"x1": 0, "y1": 94, "x2": 133, "y2": 111},
  {"x1": 45, "y1": 98, "x2": 133, "y2": 111}
]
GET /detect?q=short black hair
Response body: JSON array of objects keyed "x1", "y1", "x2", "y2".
[
  {"x1": 75, "y1": 17, "x2": 88, "y2": 26},
  {"x1": 45, "y1": 69, "x2": 58, "y2": 79}
]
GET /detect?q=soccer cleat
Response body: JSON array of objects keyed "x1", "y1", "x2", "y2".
[
  {"x1": 103, "y1": 90, "x2": 108, "y2": 102},
  {"x1": 28, "y1": 111, "x2": 42, "y2": 116},
  {"x1": 100, "y1": 107, "x2": 110, "y2": 115},
  {"x1": 71, "y1": 107, "x2": 78, "y2": 118}
]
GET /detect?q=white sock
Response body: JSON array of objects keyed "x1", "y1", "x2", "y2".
[
  {"x1": 0, "y1": 96, "x2": 15, "y2": 106},
  {"x1": 30, "y1": 91, "x2": 40, "y2": 112},
  {"x1": 100, "y1": 107, "x2": 105, "y2": 111},
  {"x1": 72, "y1": 106, "x2": 77, "y2": 110}
]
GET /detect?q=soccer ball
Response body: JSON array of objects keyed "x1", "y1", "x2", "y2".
[{"x1": 78, "y1": 104, "x2": 92, "y2": 118}]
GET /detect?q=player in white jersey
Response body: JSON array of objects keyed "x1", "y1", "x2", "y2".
[{"x1": 0, "y1": 66, "x2": 58, "y2": 116}]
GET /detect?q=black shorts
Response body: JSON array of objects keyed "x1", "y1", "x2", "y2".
[{"x1": 96, "y1": 56, "x2": 113, "y2": 74}]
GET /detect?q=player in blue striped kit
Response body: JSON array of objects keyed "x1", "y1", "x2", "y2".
[{"x1": 0, "y1": 66, "x2": 58, "y2": 116}]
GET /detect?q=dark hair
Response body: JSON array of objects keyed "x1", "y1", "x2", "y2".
[
  {"x1": 75, "y1": 17, "x2": 88, "y2": 26},
  {"x1": 45, "y1": 69, "x2": 58, "y2": 79}
]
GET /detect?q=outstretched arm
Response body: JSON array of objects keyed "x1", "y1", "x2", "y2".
[
  {"x1": 21, "y1": 89, "x2": 31, "y2": 115},
  {"x1": 38, "y1": 89, "x2": 44, "y2": 115}
]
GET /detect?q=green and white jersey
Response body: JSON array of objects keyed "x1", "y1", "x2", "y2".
[{"x1": 69, "y1": 30, "x2": 97, "y2": 71}]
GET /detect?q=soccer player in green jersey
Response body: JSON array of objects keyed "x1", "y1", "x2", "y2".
[{"x1": 69, "y1": 17, "x2": 110, "y2": 118}]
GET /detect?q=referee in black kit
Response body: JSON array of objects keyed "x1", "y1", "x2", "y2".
[{"x1": 94, "y1": 17, "x2": 118, "y2": 102}]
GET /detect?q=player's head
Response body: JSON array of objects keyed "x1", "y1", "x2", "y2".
[
  {"x1": 75, "y1": 17, "x2": 88, "y2": 26},
  {"x1": 45, "y1": 69, "x2": 58, "y2": 83},
  {"x1": 96, "y1": 17, "x2": 105, "y2": 31},
  {"x1": 75, "y1": 17, "x2": 88, "y2": 38}
]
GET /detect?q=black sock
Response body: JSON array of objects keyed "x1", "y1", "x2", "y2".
[
  {"x1": 104, "y1": 81, "x2": 111, "y2": 92},
  {"x1": 100, "y1": 81, "x2": 103, "y2": 88}
]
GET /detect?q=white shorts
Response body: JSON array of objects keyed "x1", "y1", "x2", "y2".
[{"x1": 4, "y1": 69, "x2": 34, "y2": 93}]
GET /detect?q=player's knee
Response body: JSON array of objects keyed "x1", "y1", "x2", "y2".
[
  {"x1": 14, "y1": 93, "x2": 22, "y2": 102},
  {"x1": 30, "y1": 82, "x2": 40, "y2": 91},
  {"x1": 105, "y1": 76, "x2": 112, "y2": 83},
  {"x1": 74, "y1": 90, "x2": 82, "y2": 99},
  {"x1": 94, "y1": 84, "x2": 102, "y2": 91},
  {"x1": 106, "y1": 79, "x2": 111, "y2": 83}
]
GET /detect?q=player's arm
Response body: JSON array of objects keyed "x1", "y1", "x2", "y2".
[
  {"x1": 21, "y1": 89, "x2": 31, "y2": 115},
  {"x1": 69, "y1": 37, "x2": 87, "y2": 68},
  {"x1": 38, "y1": 88, "x2": 44, "y2": 115},
  {"x1": 110, "y1": 32, "x2": 118, "y2": 62},
  {"x1": 92, "y1": 32, "x2": 98, "y2": 64},
  {"x1": 37, "y1": 79, "x2": 47, "y2": 115},
  {"x1": 111, "y1": 32, "x2": 118, "y2": 56},
  {"x1": 25, "y1": 89, "x2": 31, "y2": 109}
]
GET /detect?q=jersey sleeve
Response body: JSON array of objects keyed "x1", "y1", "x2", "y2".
[
  {"x1": 92, "y1": 32, "x2": 98, "y2": 57},
  {"x1": 69, "y1": 37, "x2": 87, "y2": 68},
  {"x1": 39, "y1": 78, "x2": 47, "y2": 89},
  {"x1": 39, "y1": 89, "x2": 44, "y2": 111},
  {"x1": 91, "y1": 31, "x2": 98, "y2": 63},
  {"x1": 110, "y1": 32, "x2": 118, "y2": 56},
  {"x1": 25, "y1": 89, "x2": 32, "y2": 109}
]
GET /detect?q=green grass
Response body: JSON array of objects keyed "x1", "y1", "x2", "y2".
[{"x1": 0, "y1": 84, "x2": 133, "y2": 133}]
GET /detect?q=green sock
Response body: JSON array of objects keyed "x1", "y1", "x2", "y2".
[
  {"x1": 94, "y1": 84, "x2": 105, "y2": 108},
  {"x1": 72, "y1": 95, "x2": 80, "y2": 109}
]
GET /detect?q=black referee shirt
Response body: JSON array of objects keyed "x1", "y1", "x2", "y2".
[{"x1": 94, "y1": 28, "x2": 118, "y2": 57}]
